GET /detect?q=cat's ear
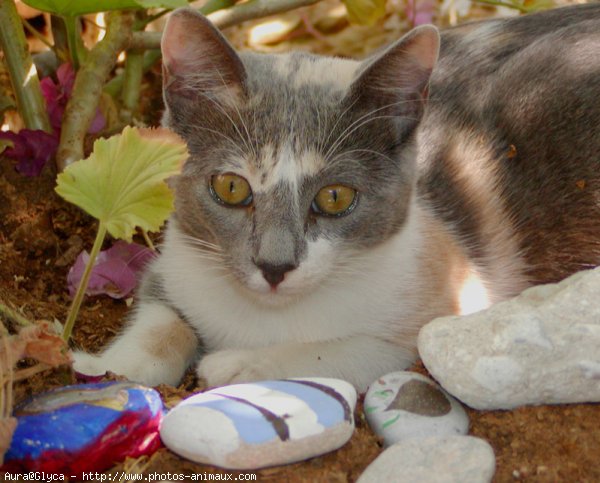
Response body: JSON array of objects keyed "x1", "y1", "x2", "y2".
[
  {"x1": 161, "y1": 8, "x2": 246, "y2": 103},
  {"x1": 350, "y1": 25, "x2": 440, "y2": 114}
]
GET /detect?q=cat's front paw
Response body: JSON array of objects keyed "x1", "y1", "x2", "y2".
[
  {"x1": 197, "y1": 349, "x2": 282, "y2": 387},
  {"x1": 72, "y1": 349, "x2": 183, "y2": 387},
  {"x1": 72, "y1": 351, "x2": 109, "y2": 377}
]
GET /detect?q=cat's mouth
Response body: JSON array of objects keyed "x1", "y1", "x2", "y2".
[{"x1": 237, "y1": 268, "x2": 316, "y2": 307}]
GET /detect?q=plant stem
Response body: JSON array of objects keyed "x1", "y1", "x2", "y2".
[
  {"x1": 473, "y1": 0, "x2": 528, "y2": 12},
  {"x1": 130, "y1": 0, "x2": 322, "y2": 50},
  {"x1": 63, "y1": 15, "x2": 85, "y2": 70},
  {"x1": 21, "y1": 18, "x2": 54, "y2": 50},
  {"x1": 141, "y1": 229, "x2": 156, "y2": 251},
  {"x1": 13, "y1": 362, "x2": 52, "y2": 382},
  {"x1": 120, "y1": 49, "x2": 144, "y2": 123},
  {"x1": 62, "y1": 221, "x2": 107, "y2": 342},
  {"x1": 57, "y1": 11, "x2": 134, "y2": 171},
  {"x1": 0, "y1": 302, "x2": 32, "y2": 328},
  {"x1": 202, "y1": 0, "x2": 237, "y2": 14},
  {"x1": 104, "y1": 49, "x2": 161, "y2": 98},
  {"x1": 209, "y1": 0, "x2": 321, "y2": 29},
  {"x1": 0, "y1": 0, "x2": 51, "y2": 132}
]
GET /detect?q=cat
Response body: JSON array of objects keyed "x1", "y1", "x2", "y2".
[{"x1": 73, "y1": 4, "x2": 600, "y2": 392}]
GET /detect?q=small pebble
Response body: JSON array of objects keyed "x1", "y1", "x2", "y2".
[
  {"x1": 364, "y1": 371, "x2": 468, "y2": 446},
  {"x1": 160, "y1": 377, "x2": 356, "y2": 469},
  {"x1": 357, "y1": 435, "x2": 496, "y2": 483},
  {"x1": 2, "y1": 381, "x2": 163, "y2": 476}
]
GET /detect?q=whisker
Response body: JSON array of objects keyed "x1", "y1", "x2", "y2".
[
  {"x1": 209, "y1": 69, "x2": 257, "y2": 160},
  {"x1": 190, "y1": 125, "x2": 246, "y2": 158},
  {"x1": 329, "y1": 148, "x2": 400, "y2": 169},
  {"x1": 324, "y1": 99, "x2": 421, "y2": 161},
  {"x1": 326, "y1": 112, "x2": 419, "y2": 162},
  {"x1": 196, "y1": 90, "x2": 255, "y2": 159},
  {"x1": 321, "y1": 97, "x2": 359, "y2": 153}
]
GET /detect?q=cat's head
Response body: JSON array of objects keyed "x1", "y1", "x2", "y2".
[{"x1": 160, "y1": 9, "x2": 439, "y2": 305}]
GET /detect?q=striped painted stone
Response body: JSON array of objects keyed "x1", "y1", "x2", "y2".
[{"x1": 159, "y1": 377, "x2": 357, "y2": 469}]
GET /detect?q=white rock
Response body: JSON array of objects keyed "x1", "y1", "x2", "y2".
[
  {"x1": 418, "y1": 267, "x2": 600, "y2": 409},
  {"x1": 357, "y1": 435, "x2": 495, "y2": 483},
  {"x1": 160, "y1": 377, "x2": 356, "y2": 469},
  {"x1": 364, "y1": 371, "x2": 469, "y2": 446}
]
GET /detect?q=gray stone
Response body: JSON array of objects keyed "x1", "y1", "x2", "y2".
[
  {"x1": 418, "y1": 267, "x2": 600, "y2": 410},
  {"x1": 357, "y1": 435, "x2": 495, "y2": 483},
  {"x1": 364, "y1": 371, "x2": 469, "y2": 446}
]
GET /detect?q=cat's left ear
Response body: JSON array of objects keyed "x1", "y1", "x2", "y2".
[{"x1": 350, "y1": 25, "x2": 440, "y2": 113}]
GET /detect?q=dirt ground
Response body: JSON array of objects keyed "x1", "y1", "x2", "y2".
[{"x1": 1, "y1": 137, "x2": 600, "y2": 482}]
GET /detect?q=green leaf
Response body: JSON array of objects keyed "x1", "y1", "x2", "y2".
[
  {"x1": 342, "y1": 0, "x2": 386, "y2": 25},
  {"x1": 55, "y1": 126, "x2": 188, "y2": 242},
  {"x1": 22, "y1": 0, "x2": 188, "y2": 16}
]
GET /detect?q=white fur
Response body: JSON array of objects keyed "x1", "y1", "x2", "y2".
[
  {"x1": 271, "y1": 54, "x2": 359, "y2": 93},
  {"x1": 73, "y1": 303, "x2": 198, "y2": 386},
  {"x1": 75, "y1": 197, "x2": 433, "y2": 392}
]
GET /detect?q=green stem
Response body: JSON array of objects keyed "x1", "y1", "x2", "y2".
[
  {"x1": 104, "y1": 49, "x2": 161, "y2": 98},
  {"x1": 62, "y1": 222, "x2": 107, "y2": 342},
  {"x1": 63, "y1": 15, "x2": 85, "y2": 70},
  {"x1": 201, "y1": 0, "x2": 236, "y2": 14},
  {"x1": 129, "y1": 0, "x2": 321, "y2": 49},
  {"x1": 0, "y1": 0, "x2": 51, "y2": 132},
  {"x1": 473, "y1": 0, "x2": 528, "y2": 13},
  {"x1": 0, "y1": 302, "x2": 32, "y2": 328},
  {"x1": 57, "y1": 11, "x2": 134, "y2": 171},
  {"x1": 141, "y1": 229, "x2": 156, "y2": 252},
  {"x1": 120, "y1": 49, "x2": 144, "y2": 123},
  {"x1": 22, "y1": 18, "x2": 54, "y2": 50}
]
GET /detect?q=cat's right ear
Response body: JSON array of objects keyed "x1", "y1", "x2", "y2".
[
  {"x1": 349, "y1": 25, "x2": 440, "y2": 117},
  {"x1": 161, "y1": 9, "x2": 246, "y2": 104}
]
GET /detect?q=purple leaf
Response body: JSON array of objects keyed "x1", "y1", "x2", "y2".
[
  {"x1": 0, "y1": 129, "x2": 59, "y2": 176},
  {"x1": 67, "y1": 241, "x2": 156, "y2": 299},
  {"x1": 40, "y1": 63, "x2": 106, "y2": 134}
]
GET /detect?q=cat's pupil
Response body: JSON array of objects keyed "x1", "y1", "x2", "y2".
[
  {"x1": 229, "y1": 181, "x2": 235, "y2": 193},
  {"x1": 332, "y1": 190, "x2": 338, "y2": 203}
]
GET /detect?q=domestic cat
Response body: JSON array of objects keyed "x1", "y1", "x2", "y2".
[{"x1": 73, "y1": 4, "x2": 600, "y2": 392}]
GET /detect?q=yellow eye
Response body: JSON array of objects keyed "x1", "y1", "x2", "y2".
[
  {"x1": 210, "y1": 173, "x2": 253, "y2": 206},
  {"x1": 312, "y1": 185, "x2": 357, "y2": 216}
]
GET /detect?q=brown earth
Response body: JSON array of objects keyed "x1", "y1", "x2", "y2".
[{"x1": 1, "y1": 147, "x2": 599, "y2": 482}]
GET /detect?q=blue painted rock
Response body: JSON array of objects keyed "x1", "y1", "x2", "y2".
[
  {"x1": 2, "y1": 381, "x2": 163, "y2": 476},
  {"x1": 365, "y1": 372, "x2": 469, "y2": 446},
  {"x1": 160, "y1": 378, "x2": 357, "y2": 469}
]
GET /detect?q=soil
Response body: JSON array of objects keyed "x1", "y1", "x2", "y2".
[{"x1": 1, "y1": 141, "x2": 600, "y2": 483}]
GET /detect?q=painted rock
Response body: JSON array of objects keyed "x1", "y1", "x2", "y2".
[
  {"x1": 365, "y1": 371, "x2": 468, "y2": 446},
  {"x1": 160, "y1": 377, "x2": 357, "y2": 469},
  {"x1": 2, "y1": 381, "x2": 163, "y2": 476}
]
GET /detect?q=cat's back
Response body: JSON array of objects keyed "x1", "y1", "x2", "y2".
[{"x1": 417, "y1": 4, "x2": 600, "y2": 290}]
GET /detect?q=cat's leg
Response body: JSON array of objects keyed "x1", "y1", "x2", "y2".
[
  {"x1": 197, "y1": 335, "x2": 413, "y2": 393},
  {"x1": 72, "y1": 302, "x2": 198, "y2": 386}
]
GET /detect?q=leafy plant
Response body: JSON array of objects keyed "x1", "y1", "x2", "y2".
[
  {"x1": 55, "y1": 126, "x2": 188, "y2": 341},
  {"x1": 22, "y1": 0, "x2": 188, "y2": 16},
  {"x1": 342, "y1": 0, "x2": 386, "y2": 25}
]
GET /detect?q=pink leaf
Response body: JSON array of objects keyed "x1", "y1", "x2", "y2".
[
  {"x1": 40, "y1": 63, "x2": 105, "y2": 134},
  {"x1": 67, "y1": 241, "x2": 156, "y2": 299}
]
